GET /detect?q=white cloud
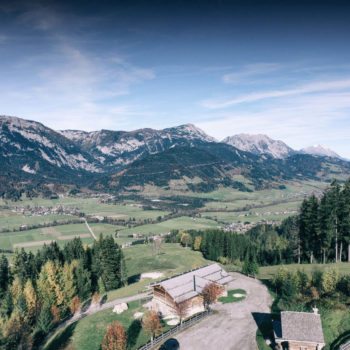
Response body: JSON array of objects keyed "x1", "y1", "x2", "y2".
[
  {"x1": 202, "y1": 78, "x2": 350, "y2": 109},
  {"x1": 222, "y1": 63, "x2": 282, "y2": 84},
  {"x1": 197, "y1": 91, "x2": 350, "y2": 158}
]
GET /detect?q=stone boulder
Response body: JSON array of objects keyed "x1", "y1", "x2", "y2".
[{"x1": 113, "y1": 303, "x2": 128, "y2": 314}]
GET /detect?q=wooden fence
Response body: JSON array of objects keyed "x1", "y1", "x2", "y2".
[
  {"x1": 340, "y1": 342, "x2": 350, "y2": 350},
  {"x1": 138, "y1": 309, "x2": 212, "y2": 350}
]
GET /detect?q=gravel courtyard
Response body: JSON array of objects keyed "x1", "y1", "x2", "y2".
[{"x1": 175, "y1": 272, "x2": 272, "y2": 350}]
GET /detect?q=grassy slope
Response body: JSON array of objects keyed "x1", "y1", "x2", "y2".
[
  {"x1": 123, "y1": 243, "x2": 209, "y2": 279},
  {"x1": 47, "y1": 244, "x2": 209, "y2": 349},
  {"x1": 46, "y1": 301, "x2": 151, "y2": 350}
]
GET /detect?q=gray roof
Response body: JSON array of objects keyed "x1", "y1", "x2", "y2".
[
  {"x1": 153, "y1": 263, "x2": 233, "y2": 303},
  {"x1": 279, "y1": 311, "x2": 325, "y2": 344}
]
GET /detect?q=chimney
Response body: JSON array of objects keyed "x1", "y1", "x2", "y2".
[
  {"x1": 193, "y1": 275, "x2": 196, "y2": 291},
  {"x1": 312, "y1": 306, "x2": 319, "y2": 314}
]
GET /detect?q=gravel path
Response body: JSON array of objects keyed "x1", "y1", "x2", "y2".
[{"x1": 175, "y1": 273, "x2": 272, "y2": 350}]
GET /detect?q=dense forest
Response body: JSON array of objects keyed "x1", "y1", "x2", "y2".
[
  {"x1": 167, "y1": 179, "x2": 350, "y2": 267},
  {"x1": 0, "y1": 236, "x2": 126, "y2": 349}
]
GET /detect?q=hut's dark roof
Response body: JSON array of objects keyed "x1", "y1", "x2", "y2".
[{"x1": 279, "y1": 311, "x2": 325, "y2": 344}]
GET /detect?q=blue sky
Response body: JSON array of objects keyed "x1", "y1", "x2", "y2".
[{"x1": 1, "y1": 0, "x2": 350, "y2": 157}]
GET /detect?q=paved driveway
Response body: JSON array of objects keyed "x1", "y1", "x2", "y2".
[{"x1": 175, "y1": 273, "x2": 272, "y2": 350}]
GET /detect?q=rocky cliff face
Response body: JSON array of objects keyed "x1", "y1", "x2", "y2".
[
  {"x1": 60, "y1": 123, "x2": 215, "y2": 169},
  {"x1": 222, "y1": 133, "x2": 294, "y2": 158}
]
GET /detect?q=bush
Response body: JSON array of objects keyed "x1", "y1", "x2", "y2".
[{"x1": 337, "y1": 275, "x2": 350, "y2": 297}]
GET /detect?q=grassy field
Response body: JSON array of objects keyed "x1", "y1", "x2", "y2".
[
  {"x1": 123, "y1": 243, "x2": 209, "y2": 279},
  {"x1": 117, "y1": 216, "x2": 219, "y2": 238},
  {"x1": 0, "y1": 180, "x2": 330, "y2": 254},
  {"x1": 258, "y1": 262, "x2": 350, "y2": 280},
  {"x1": 45, "y1": 301, "x2": 154, "y2": 350},
  {"x1": 0, "y1": 196, "x2": 169, "y2": 231},
  {"x1": 0, "y1": 212, "x2": 75, "y2": 231},
  {"x1": 106, "y1": 243, "x2": 209, "y2": 301},
  {"x1": 0, "y1": 223, "x2": 129, "y2": 251}
]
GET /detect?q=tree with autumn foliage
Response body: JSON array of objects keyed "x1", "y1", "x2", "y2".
[
  {"x1": 101, "y1": 321, "x2": 127, "y2": 350},
  {"x1": 142, "y1": 311, "x2": 162, "y2": 342},
  {"x1": 69, "y1": 296, "x2": 81, "y2": 315},
  {"x1": 202, "y1": 283, "x2": 224, "y2": 308},
  {"x1": 174, "y1": 301, "x2": 190, "y2": 324}
]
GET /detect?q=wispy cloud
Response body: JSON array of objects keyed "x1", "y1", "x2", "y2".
[
  {"x1": 197, "y1": 90, "x2": 350, "y2": 158},
  {"x1": 201, "y1": 78, "x2": 350, "y2": 109},
  {"x1": 222, "y1": 63, "x2": 282, "y2": 84},
  {"x1": 0, "y1": 3, "x2": 156, "y2": 131}
]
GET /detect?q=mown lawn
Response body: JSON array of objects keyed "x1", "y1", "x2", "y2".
[
  {"x1": 219, "y1": 289, "x2": 246, "y2": 304},
  {"x1": 123, "y1": 243, "x2": 210, "y2": 280}
]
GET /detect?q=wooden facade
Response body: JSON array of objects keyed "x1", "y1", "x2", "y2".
[
  {"x1": 276, "y1": 341, "x2": 324, "y2": 350},
  {"x1": 152, "y1": 285, "x2": 205, "y2": 317},
  {"x1": 150, "y1": 264, "x2": 232, "y2": 318}
]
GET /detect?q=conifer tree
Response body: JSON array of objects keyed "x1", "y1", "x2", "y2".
[{"x1": 0, "y1": 255, "x2": 10, "y2": 298}]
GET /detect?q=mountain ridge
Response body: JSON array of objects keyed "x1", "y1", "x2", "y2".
[
  {"x1": 222, "y1": 133, "x2": 294, "y2": 159},
  {"x1": 1, "y1": 115, "x2": 349, "y2": 196}
]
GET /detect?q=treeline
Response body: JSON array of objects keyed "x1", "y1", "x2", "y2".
[
  {"x1": 166, "y1": 179, "x2": 350, "y2": 267},
  {"x1": 298, "y1": 179, "x2": 350, "y2": 263},
  {"x1": 166, "y1": 224, "x2": 297, "y2": 267},
  {"x1": 272, "y1": 266, "x2": 350, "y2": 310},
  {"x1": 0, "y1": 235, "x2": 126, "y2": 349}
]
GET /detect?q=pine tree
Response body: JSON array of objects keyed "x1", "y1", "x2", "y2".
[
  {"x1": 0, "y1": 255, "x2": 10, "y2": 298},
  {"x1": 92, "y1": 235, "x2": 124, "y2": 291},
  {"x1": 36, "y1": 303, "x2": 53, "y2": 334},
  {"x1": 339, "y1": 180, "x2": 350, "y2": 262},
  {"x1": 0, "y1": 290, "x2": 13, "y2": 317},
  {"x1": 74, "y1": 260, "x2": 92, "y2": 301}
]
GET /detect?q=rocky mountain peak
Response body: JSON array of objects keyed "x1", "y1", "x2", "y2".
[
  {"x1": 300, "y1": 145, "x2": 341, "y2": 158},
  {"x1": 222, "y1": 133, "x2": 293, "y2": 159}
]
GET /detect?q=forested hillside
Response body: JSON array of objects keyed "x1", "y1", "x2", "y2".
[
  {"x1": 0, "y1": 236, "x2": 126, "y2": 349},
  {"x1": 167, "y1": 179, "x2": 350, "y2": 267}
]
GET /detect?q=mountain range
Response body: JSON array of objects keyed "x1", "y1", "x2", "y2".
[{"x1": 1, "y1": 115, "x2": 349, "y2": 196}]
